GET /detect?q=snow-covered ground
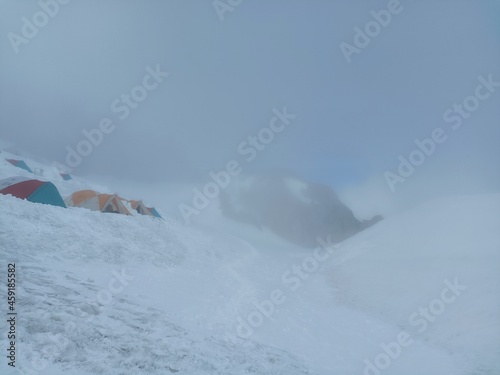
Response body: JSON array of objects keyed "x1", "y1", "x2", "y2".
[{"x1": 0, "y1": 149, "x2": 499, "y2": 374}]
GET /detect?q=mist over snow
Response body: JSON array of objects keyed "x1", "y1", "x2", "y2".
[
  {"x1": 1, "y1": 1, "x2": 499, "y2": 374},
  {"x1": 1, "y1": 147, "x2": 499, "y2": 375}
]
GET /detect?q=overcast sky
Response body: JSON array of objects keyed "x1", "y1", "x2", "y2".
[{"x1": 1, "y1": 0, "x2": 499, "y2": 206}]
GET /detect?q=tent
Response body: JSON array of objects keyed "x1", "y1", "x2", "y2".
[
  {"x1": 6, "y1": 159, "x2": 33, "y2": 173},
  {"x1": 0, "y1": 177, "x2": 66, "y2": 207},
  {"x1": 149, "y1": 207, "x2": 162, "y2": 218},
  {"x1": 60, "y1": 173, "x2": 72, "y2": 181},
  {"x1": 129, "y1": 200, "x2": 162, "y2": 218},
  {"x1": 65, "y1": 190, "x2": 131, "y2": 215}
]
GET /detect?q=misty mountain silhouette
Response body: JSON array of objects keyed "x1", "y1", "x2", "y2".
[{"x1": 220, "y1": 173, "x2": 382, "y2": 248}]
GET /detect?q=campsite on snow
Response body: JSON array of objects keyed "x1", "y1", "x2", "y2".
[{"x1": 1, "y1": 1, "x2": 499, "y2": 375}]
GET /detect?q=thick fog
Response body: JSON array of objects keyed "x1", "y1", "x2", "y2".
[
  {"x1": 1, "y1": 0, "x2": 499, "y2": 215},
  {"x1": 2, "y1": 3, "x2": 500, "y2": 374}
]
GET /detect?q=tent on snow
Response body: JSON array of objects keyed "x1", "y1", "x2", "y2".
[
  {"x1": 6, "y1": 159, "x2": 33, "y2": 173},
  {"x1": 0, "y1": 177, "x2": 66, "y2": 207},
  {"x1": 65, "y1": 190, "x2": 131, "y2": 215},
  {"x1": 129, "y1": 200, "x2": 162, "y2": 218},
  {"x1": 60, "y1": 173, "x2": 72, "y2": 181}
]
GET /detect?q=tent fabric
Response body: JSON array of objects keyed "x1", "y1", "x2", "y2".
[
  {"x1": 98, "y1": 194, "x2": 131, "y2": 215},
  {"x1": 149, "y1": 207, "x2": 162, "y2": 218},
  {"x1": 65, "y1": 190, "x2": 131, "y2": 215},
  {"x1": 65, "y1": 190, "x2": 98, "y2": 206},
  {"x1": 28, "y1": 183, "x2": 66, "y2": 207},
  {"x1": 0, "y1": 177, "x2": 66, "y2": 207},
  {"x1": 0, "y1": 177, "x2": 29, "y2": 191},
  {"x1": 60, "y1": 173, "x2": 72, "y2": 181},
  {"x1": 0, "y1": 177, "x2": 39, "y2": 198},
  {"x1": 129, "y1": 199, "x2": 162, "y2": 218},
  {"x1": 6, "y1": 159, "x2": 33, "y2": 173}
]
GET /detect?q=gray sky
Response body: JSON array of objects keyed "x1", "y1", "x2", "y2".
[{"x1": 1, "y1": 0, "x2": 499, "y2": 202}]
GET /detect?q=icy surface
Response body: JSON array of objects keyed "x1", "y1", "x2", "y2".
[{"x1": 0, "y1": 151, "x2": 499, "y2": 374}]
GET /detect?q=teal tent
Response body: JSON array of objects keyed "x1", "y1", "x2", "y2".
[
  {"x1": 149, "y1": 207, "x2": 162, "y2": 218},
  {"x1": 60, "y1": 173, "x2": 72, "y2": 181},
  {"x1": 6, "y1": 159, "x2": 33, "y2": 173},
  {"x1": 0, "y1": 177, "x2": 66, "y2": 208}
]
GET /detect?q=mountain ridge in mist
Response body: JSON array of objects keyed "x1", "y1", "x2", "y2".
[{"x1": 219, "y1": 173, "x2": 382, "y2": 248}]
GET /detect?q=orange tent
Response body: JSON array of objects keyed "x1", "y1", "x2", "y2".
[
  {"x1": 128, "y1": 199, "x2": 162, "y2": 218},
  {"x1": 65, "y1": 190, "x2": 131, "y2": 215}
]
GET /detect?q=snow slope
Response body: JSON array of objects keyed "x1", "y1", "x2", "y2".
[
  {"x1": 190, "y1": 194, "x2": 500, "y2": 375},
  {"x1": 0, "y1": 148, "x2": 499, "y2": 374},
  {"x1": 0, "y1": 195, "x2": 316, "y2": 375},
  {"x1": 325, "y1": 194, "x2": 500, "y2": 374}
]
